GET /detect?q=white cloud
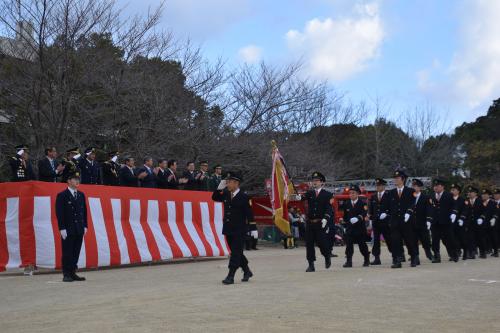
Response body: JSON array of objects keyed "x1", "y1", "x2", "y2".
[
  {"x1": 238, "y1": 45, "x2": 263, "y2": 64},
  {"x1": 418, "y1": 0, "x2": 500, "y2": 110},
  {"x1": 285, "y1": 2, "x2": 384, "y2": 81}
]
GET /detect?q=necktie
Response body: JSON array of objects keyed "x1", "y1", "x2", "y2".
[
  {"x1": 378, "y1": 193, "x2": 381, "y2": 201},
  {"x1": 398, "y1": 189, "x2": 402, "y2": 198},
  {"x1": 231, "y1": 192, "x2": 235, "y2": 200},
  {"x1": 51, "y1": 160, "x2": 55, "y2": 171},
  {"x1": 437, "y1": 193, "x2": 441, "y2": 201},
  {"x1": 73, "y1": 191, "x2": 77, "y2": 199}
]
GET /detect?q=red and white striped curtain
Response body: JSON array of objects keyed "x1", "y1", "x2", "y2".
[{"x1": 0, "y1": 182, "x2": 229, "y2": 271}]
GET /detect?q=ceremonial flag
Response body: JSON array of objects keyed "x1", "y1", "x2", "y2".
[{"x1": 270, "y1": 140, "x2": 295, "y2": 235}]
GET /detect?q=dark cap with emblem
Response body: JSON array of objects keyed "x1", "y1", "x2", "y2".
[
  {"x1": 225, "y1": 171, "x2": 243, "y2": 182},
  {"x1": 412, "y1": 178, "x2": 424, "y2": 187},
  {"x1": 481, "y1": 189, "x2": 492, "y2": 195},
  {"x1": 375, "y1": 178, "x2": 387, "y2": 186},
  {"x1": 393, "y1": 169, "x2": 407, "y2": 179},
  {"x1": 108, "y1": 151, "x2": 119, "y2": 157},
  {"x1": 311, "y1": 171, "x2": 326, "y2": 182},
  {"x1": 67, "y1": 171, "x2": 81, "y2": 180},
  {"x1": 450, "y1": 183, "x2": 462, "y2": 192},
  {"x1": 66, "y1": 147, "x2": 79, "y2": 154},
  {"x1": 348, "y1": 185, "x2": 361, "y2": 193},
  {"x1": 432, "y1": 178, "x2": 446, "y2": 186},
  {"x1": 15, "y1": 144, "x2": 29, "y2": 152},
  {"x1": 213, "y1": 164, "x2": 222, "y2": 170},
  {"x1": 467, "y1": 185, "x2": 479, "y2": 193},
  {"x1": 84, "y1": 147, "x2": 96, "y2": 155}
]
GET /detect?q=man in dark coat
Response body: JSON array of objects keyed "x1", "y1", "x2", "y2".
[
  {"x1": 9, "y1": 144, "x2": 35, "y2": 182},
  {"x1": 450, "y1": 184, "x2": 468, "y2": 260},
  {"x1": 102, "y1": 151, "x2": 120, "y2": 186},
  {"x1": 212, "y1": 171, "x2": 255, "y2": 285},
  {"x1": 56, "y1": 171, "x2": 87, "y2": 282},
  {"x1": 209, "y1": 165, "x2": 223, "y2": 191},
  {"x1": 182, "y1": 161, "x2": 197, "y2": 190},
  {"x1": 341, "y1": 185, "x2": 370, "y2": 267},
  {"x1": 466, "y1": 186, "x2": 485, "y2": 258},
  {"x1": 165, "y1": 159, "x2": 180, "y2": 189},
  {"x1": 119, "y1": 157, "x2": 140, "y2": 187},
  {"x1": 411, "y1": 178, "x2": 434, "y2": 262},
  {"x1": 481, "y1": 189, "x2": 498, "y2": 257},
  {"x1": 38, "y1": 147, "x2": 65, "y2": 182},
  {"x1": 368, "y1": 178, "x2": 392, "y2": 265},
  {"x1": 78, "y1": 147, "x2": 101, "y2": 185},
  {"x1": 301, "y1": 172, "x2": 333, "y2": 272},
  {"x1": 60, "y1": 147, "x2": 81, "y2": 183},
  {"x1": 136, "y1": 157, "x2": 156, "y2": 188},
  {"x1": 155, "y1": 158, "x2": 170, "y2": 189},
  {"x1": 195, "y1": 161, "x2": 211, "y2": 191}
]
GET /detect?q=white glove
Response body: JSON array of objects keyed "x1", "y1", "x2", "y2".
[
  {"x1": 458, "y1": 219, "x2": 464, "y2": 226},
  {"x1": 477, "y1": 218, "x2": 483, "y2": 225},
  {"x1": 321, "y1": 219, "x2": 327, "y2": 228},
  {"x1": 426, "y1": 221, "x2": 431, "y2": 230},
  {"x1": 490, "y1": 218, "x2": 496, "y2": 227},
  {"x1": 380, "y1": 213, "x2": 387, "y2": 220},
  {"x1": 251, "y1": 230, "x2": 258, "y2": 239},
  {"x1": 450, "y1": 214, "x2": 456, "y2": 223},
  {"x1": 350, "y1": 217, "x2": 358, "y2": 224},
  {"x1": 60, "y1": 229, "x2": 67, "y2": 240},
  {"x1": 404, "y1": 213, "x2": 410, "y2": 222},
  {"x1": 217, "y1": 179, "x2": 227, "y2": 190},
  {"x1": 84, "y1": 227, "x2": 88, "y2": 235}
]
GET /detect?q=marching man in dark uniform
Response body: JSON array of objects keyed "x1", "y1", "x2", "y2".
[
  {"x1": 481, "y1": 189, "x2": 498, "y2": 257},
  {"x1": 301, "y1": 172, "x2": 333, "y2": 272},
  {"x1": 61, "y1": 147, "x2": 81, "y2": 183},
  {"x1": 450, "y1": 184, "x2": 468, "y2": 260},
  {"x1": 411, "y1": 178, "x2": 434, "y2": 262},
  {"x1": 212, "y1": 171, "x2": 254, "y2": 285},
  {"x1": 429, "y1": 179, "x2": 458, "y2": 263},
  {"x1": 38, "y1": 147, "x2": 65, "y2": 182},
  {"x1": 56, "y1": 171, "x2": 87, "y2": 282},
  {"x1": 79, "y1": 147, "x2": 101, "y2": 185},
  {"x1": 102, "y1": 151, "x2": 120, "y2": 186},
  {"x1": 9, "y1": 144, "x2": 35, "y2": 181},
  {"x1": 466, "y1": 186, "x2": 486, "y2": 259},
  {"x1": 494, "y1": 189, "x2": 500, "y2": 251},
  {"x1": 368, "y1": 178, "x2": 392, "y2": 265},
  {"x1": 341, "y1": 185, "x2": 370, "y2": 268},
  {"x1": 388, "y1": 169, "x2": 418, "y2": 268}
]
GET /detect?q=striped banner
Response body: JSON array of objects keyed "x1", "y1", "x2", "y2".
[{"x1": 0, "y1": 181, "x2": 229, "y2": 271}]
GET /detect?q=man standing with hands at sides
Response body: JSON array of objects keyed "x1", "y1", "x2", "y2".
[
  {"x1": 467, "y1": 186, "x2": 485, "y2": 259},
  {"x1": 38, "y1": 147, "x2": 65, "y2": 182},
  {"x1": 212, "y1": 171, "x2": 254, "y2": 285},
  {"x1": 481, "y1": 189, "x2": 498, "y2": 257},
  {"x1": 56, "y1": 172, "x2": 87, "y2": 282},
  {"x1": 368, "y1": 178, "x2": 392, "y2": 265},
  {"x1": 341, "y1": 185, "x2": 370, "y2": 268},
  {"x1": 450, "y1": 184, "x2": 469, "y2": 260},
  {"x1": 411, "y1": 179, "x2": 434, "y2": 263},
  {"x1": 388, "y1": 169, "x2": 418, "y2": 268},
  {"x1": 301, "y1": 172, "x2": 333, "y2": 272}
]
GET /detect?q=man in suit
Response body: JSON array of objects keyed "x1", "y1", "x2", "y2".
[
  {"x1": 212, "y1": 171, "x2": 255, "y2": 285},
  {"x1": 341, "y1": 185, "x2": 370, "y2": 267},
  {"x1": 182, "y1": 161, "x2": 197, "y2": 190},
  {"x1": 38, "y1": 147, "x2": 65, "y2": 182},
  {"x1": 119, "y1": 157, "x2": 140, "y2": 187},
  {"x1": 155, "y1": 158, "x2": 169, "y2": 189},
  {"x1": 368, "y1": 178, "x2": 392, "y2": 265},
  {"x1": 102, "y1": 151, "x2": 120, "y2": 186},
  {"x1": 195, "y1": 161, "x2": 211, "y2": 191},
  {"x1": 79, "y1": 147, "x2": 101, "y2": 185},
  {"x1": 209, "y1": 165, "x2": 223, "y2": 191},
  {"x1": 450, "y1": 184, "x2": 468, "y2": 260},
  {"x1": 9, "y1": 144, "x2": 35, "y2": 182},
  {"x1": 165, "y1": 159, "x2": 181, "y2": 189},
  {"x1": 56, "y1": 171, "x2": 87, "y2": 282},
  {"x1": 60, "y1": 147, "x2": 81, "y2": 183},
  {"x1": 429, "y1": 179, "x2": 458, "y2": 263},
  {"x1": 411, "y1": 179, "x2": 433, "y2": 263},
  {"x1": 137, "y1": 157, "x2": 157, "y2": 188},
  {"x1": 301, "y1": 172, "x2": 333, "y2": 272},
  {"x1": 388, "y1": 169, "x2": 418, "y2": 268},
  {"x1": 481, "y1": 189, "x2": 498, "y2": 257}
]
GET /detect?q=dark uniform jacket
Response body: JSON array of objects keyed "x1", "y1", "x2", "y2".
[
  {"x1": 303, "y1": 188, "x2": 333, "y2": 221},
  {"x1": 182, "y1": 170, "x2": 197, "y2": 191},
  {"x1": 9, "y1": 156, "x2": 35, "y2": 182},
  {"x1": 452, "y1": 196, "x2": 467, "y2": 223},
  {"x1": 38, "y1": 157, "x2": 60, "y2": 182},
  {"x1": 196, "y1": 171, "x2": 211, "y2": 191},
  {"x1": 156, "y1": 168, "x2": 169, "y2": 189},
  {"x1": 119, "y1": 166, "x2": 138, "y2": 187},
  {"x1": 368, "y1": 191, "x2": 391, "y2": 226},
  {"x1": 56, "y1": 188, "x2": 88, "y2": 236},
  {"x1": 412, "y1": 192, "x2": 432, "y2": 228},
  {"x1": 212, "y1": 189, "x2": 254, "y2": 236},
  {"x1": 467, "y1": 197, "x2": 484, "y2": 227},
  {"x1": 388, "y1": 186, "x2": 415, "y2": 226},
  {"x1": 429, "y1": 191, "x2": 456, "y2": 225},
  {"x1": 61, "y1": 158, "x2": 80, "y2": 183},
  {"x1": 209, "y1": 174, "x2": 223, "y2": 191},
  {"x1": 165, "y1": 168, "x2": 179, "y2": 189},
  {"x1": 342, "y1": 199, "x2": 368, "y2": 236},
  {"x1": 482, "y1": 199, "x2": 497, "y2": 228},
  {"x1": 102, "y1": 161, "x2": 120, "y2": 186},
  {"x1": 79, "y1": 158, "x2": 101, "y2": 184},
  {"x1": 137, "y1": 166, "x2": 157, "y2": 188}
]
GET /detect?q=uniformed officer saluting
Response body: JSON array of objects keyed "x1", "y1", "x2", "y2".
[
  {"x1": 301, "y1": 172, "x2": 333, "y2": 272},
  {"x1": 212, "y1": 171, "x2": 254, "y2": 285},
  {"x1": 79, "y1": 147, "x2": 101, "y2": 185},
  {"x1": 9, "y1": 144, "x2": 35, "y2": 182},
  {"x1": 56, "y1": 171, "x2": 87, "y2": 282}
]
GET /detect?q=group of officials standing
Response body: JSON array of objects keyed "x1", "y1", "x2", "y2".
[
  {"x1": 301, "y1": 170, "x2": 500, "y2": 271},
  {"x1": 8, "y1": 145, "x2": 225, "y2": 191}
]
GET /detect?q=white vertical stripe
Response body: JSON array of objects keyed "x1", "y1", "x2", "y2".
[
  {"x1": 200, "y1": 202, "x2": 220, "y2": 256},
  {"x1": 167, "y1": 201, "x2": 192, "y2": 257},
  {"x1": 213, "y1": 202, "x2": 229, "y2": 255},
  {"x1": 147, "y1": 200, "x2": 173, "y2": 260},
  {"x1": 77, "y1": 239, "x2": 86, "y2": 269},
  {"x1": 111, "y1": 199, "x2": 129, "y2": 265},
  {"x1": 183, "y1": 202, "x2": 206, "y2": 257},
  {"x1": 88, "y1": 198, "x2": 110, "y2": 267},
  {"x1": 5, "y1": 198, "x2": 21, "y2": 269},
  {"x1": 129, "y1": 200, "x2": 152, "y2": 262},
  {"x1": 33, "y1": 197, "x2": 55, "y2": 268}
]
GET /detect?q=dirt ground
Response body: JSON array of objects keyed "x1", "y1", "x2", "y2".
[{"x1": 1, "y1": 245, "x2": 499, "y2": 333}]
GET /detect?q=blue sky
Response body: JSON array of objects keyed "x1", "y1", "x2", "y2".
[{"x1": 117, "y1": 0, "x2": 500, "y2": 129}]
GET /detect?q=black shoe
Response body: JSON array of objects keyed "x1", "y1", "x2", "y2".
[
  {"x1": 222, "y1": 276, "x2": 234, "y2": 285},
  {"x1": 242, "y1": 270, "x2": 253, "y2": 282},
  {"x1": 370, "y1": 256, "x2": 381, "y2": 265},
  {"x1": 343, "y1": 260, "x2": 352, "y2": 268},
  {"x1": 400, "y1": 256, "x2": 406, "y2": 262},
  {"x1": 416, "y1": 257, "x2": 421, "y2": 266},
  {"x1": 363, "y1": 257, "x2": 370, "y2": 267},
  {"x1": 71, "y1": 273, "x2": 86, "y2": 281},
  {"x1": 451, "y1": 256, "x2": 459, "y2": 262},
  {"x1": 479, "y1": 253, "x2": 487, "y2": 259},
  {"x1": 410, "y1": 257, "x2": 418, "y2": 267},
  {"x1": 432, "y1": 256, "x2": 441, "y2": 263},
  {"x1": 325, "y1": 256, "x2": 332, "y2": 269},
  {"x1": 330, "y1": 253, "x2": 338, "y2": 258},
  {"x1": 462, "y1": 253, "x2": 467, "y2": 260},
  {"x1": 306, "y1": 263, "x2": 315, "y2": 272},
  {"x1": 391, "y1": 262, "x2": 402, "y2": 269},
  {"x1": 63, "y1": 275, "x2": 74, "y2": 282}
]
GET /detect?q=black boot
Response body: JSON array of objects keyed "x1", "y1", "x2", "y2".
[
  {"x1": 400, "y1": 255, "x2": 407, "y2": 262},
  {"x1": 492, "y1": 250, "x2": 499, "y2": 258},
  {"x1": 432, "y1": 253, "x2": 441, "y2": 263},
  {"x1": 370, "y1": 255, "x2": 381, "y2": 265},
  {"x1": 363, "y1": 255, "x2": 370, "y2": 267},
  {"x1": 479, "y1": 252, "x2": 487, "y2": 259},
  {"x1": 245, "y1": 240, "x2": 251, "y2": 251},
  {"x1": 425, "y1": 249, "x2": 434, "y2": 261},
  {"x1": 391, "y1": 259, "x2": 402, "y2": 269},
  {"x1": 71, "y1": 271, "x2": 86, "y2": 281},
  {"x1": 222, "y1": 268, "x2": 237, "y2": 285},
  {"x1": 343, "y1": 258, "x2": 352, "y2": 268},
  {"x1": 410, "y1": 256, "x2": 418, "y2": 267},
  {"x1": 241, "y1": 266, "x2": 253, "y2": 282},
  {"x1": 415, "y1": 256, "x2": 421, "y2": 266},
  {"x1": 252, "y1": 238, "x2": 259, "y2": 250},
  {"x1": 306, "y1": 261, "x2": 315, "y2": 272},
  {"x1": 325, "y1": 255, "x2": 331, "y2": 269}
]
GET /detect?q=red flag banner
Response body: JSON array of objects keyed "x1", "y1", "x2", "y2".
[{"x1": 0, "y1": 181, "x2": 229, "y2": 271}]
